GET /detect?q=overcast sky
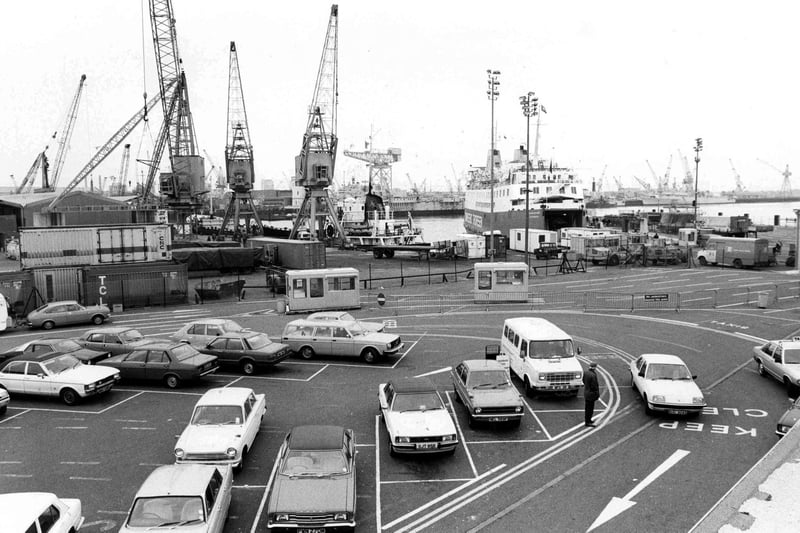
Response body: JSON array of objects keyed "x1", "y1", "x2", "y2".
[{"x1": 2, "y1": 0, "x2": 798, "y2": 195}]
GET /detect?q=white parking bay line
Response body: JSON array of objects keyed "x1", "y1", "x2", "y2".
[
  {"x1": 69, "y1": 476, "x2": 112, "y2": 481},
  {"x1": 61, "y1": 461, "x2": 100, "y2": 465},
  {"x1": 445, "y1": 390, "x2": 478, "y2": 479},
  {"x1": 56, "y1": 426, "x2": 88, "y2": 430}
]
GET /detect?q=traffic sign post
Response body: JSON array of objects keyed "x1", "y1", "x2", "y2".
[{"x1": 377, "y1": 293, "x2": 386, "y2": 306}]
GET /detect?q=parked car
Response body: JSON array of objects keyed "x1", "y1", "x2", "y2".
[
  {"x1": 25, "y1": 300, "x2": 110, "y2": 330},
  {"x1": 76, "y1": 326, "x2": 167, "y2": 356},
  {"x1": 753, "y1": 338, "x2": 800, "y2": 396},
  {"x1": 197, "y1": 331, "x2": 292, "y2": 374},
  {"x1": 0, "y1": 338, "x2": 111, "y2": 365},
  {"x1": 0, "y1": 352, "x2": 120, "y2": 405},
  {"x1": 119, "y1": 464, "x2": 232, "y2": 532},
  {"x1": 98, "y1": 340, "x2": 218, "y2": 388},
  {"x1": 451, "y1": 359, "x2": 524, "y2": 427},
  {"x1": 175, "y1": 387, "x2": 266, "y2": 470},
  {"x1": 378, "y1": 378, "x2": 458, "y2": 455},
  {"x1": 170, "y1": 319, "x2": 245, "y2": 347},
  {"x1": 0, "y1": 492, "x2": 84, "y2": 533},
  {"x1": 265, "y1": 425, "x2": 357, "y2": 531},
  {"x1": 0, "y1": 387, "x2": 9, "y2": 415},
  {"x1": 306, "y1": 310, "x2": 385, "y2": 332},
  {"x1": 776, "y1": 396, "x2": 800, "y2": 438},
  {"x1": 282, "y1": 318, "x2": 404, "y2": 364},
  {"x1": 629, "y1": 354, "x2": 706, "y2": 416}
]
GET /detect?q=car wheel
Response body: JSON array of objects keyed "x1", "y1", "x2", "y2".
[
  {"x1": 523, "y1": 376, "x2": 535, "y2": 398},
  {"x1": 299, "y1": 346, "x2": 315, "y2": 360},
  {"x1": 241, "y1": 360, "x2": 256, "y2": 375},
  {"x1": 361, "y1": 348, "x2": 380, "y2": 364},
  {"x1": 42, "y1": 320, "x2": 55, "y2": 330},
  {"x1": 733, "y1": 258, "x2": 743, "y2": 269},
  {"x1": 164, "y1": 375, "x2": 180, "y2": 389},
  {"x1": 609, "y1": 255, "x2": 620, "y2": 266},
  {"x1": 91, "y1": 314, "x2": 105, "y2": 325},
  {"x1": 698, "y1": 256, "x2": 708, "y2": 266},
  {"x1": 60, "y1": 388, "x2": 79, "y2": 406},
  {"x1": 757, "y1": 360, "x2": 767, "y2": 377}
]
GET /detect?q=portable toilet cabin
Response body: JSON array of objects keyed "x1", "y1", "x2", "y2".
[
  {"x1": 473, "y1": 262, "x2": 529, "y2": 303},
  {"x1": 285, "y1": 267, "x2": 360, "y2": 313}
]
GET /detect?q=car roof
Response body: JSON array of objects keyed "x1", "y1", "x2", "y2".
[
  {"x1": 775, "y1": 338, "x2": 800, "y2": 348},
  {"x1": 134, "y1": 464, "x2": 221, "y2": 497},
  {"x1": 3, "y1": 351, "x2": 70, "y2": 364},
  {"x1": 308, "y1": 311, "x2": 348, "y2": 319},
  {"x1": 42, "y1": 300, "x2": 79, "y2": 306},
  {"x1": 287, "y1": 425, "x2": 345, "y2": 450},
  {"x1": 196, "y1": 387, "x2": 253, "y2": 406},
  {"x1": 287, "y1": 318, "x2": 358, "y2": 328},
  {"x1": 0, "y1": 493, "x2": 60, "y2": 530},
  {"x1": 388, "y1": 377, "x2": 437, "y2": 394},
  {"x1": 140, "y1": 339, "x2": 193, "y2": 349},
  {"x1": 186, "y1": 318, "x2": 239, "y2": 326},
  {"x1": 640, "y1": 353, "x2": 686, "y2": 365},
  {"x1": 217, "y1": 331, "x2": 263, "y2": 339},
  {"x1": 460, "y1": 359, "x2": 506, "y2": 371},
  {"x1": 85, "y1": 326, "x2": 139, "y2": 335}
]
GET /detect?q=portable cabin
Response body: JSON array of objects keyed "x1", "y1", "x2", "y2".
[
  {"x1": 285, "y1": 267, "x2": 360, "y2": 313},
  {"x1": 473, "y1": 262, "x2": 529, "y2": 303}
]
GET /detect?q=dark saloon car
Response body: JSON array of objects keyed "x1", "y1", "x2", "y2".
[
  {"x1": 76, "y1": 327, "x2": 167, "y2": 356},
  {"x1": 0, "y1": 338, "x2": 110, "y2": 365},
  {"x1": 266, "y1": 425, "x2": 357, "y2": 532},
  {"x1": 198, "y1": 331, "x2": 292, "y2": 375},
  {"x1": 98, "y1": 341, "x2": 218, "y2": 388}
]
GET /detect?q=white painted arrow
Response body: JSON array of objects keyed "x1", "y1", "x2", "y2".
[
  {"x1": 587, "y1": 449, "x2": 690, "y2": 532},
  {"x1": 415, "y1": 366, "x2": 451, "y2": 378}
]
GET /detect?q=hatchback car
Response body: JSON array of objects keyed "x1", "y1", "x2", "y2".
[
  {"x1": 378, "y1": 378, "x2": 458, "y2": 455},
  {"x1": 0, "y1": 352, "x2": 120, "y2": 405},
  {"x1": 282, "y1": 318, "x2": 403, "y2": 364},
  {"x1": 265, "y1": 425, "x2": 357, "y2": 531},
  {"x1": 0, "y1": 492, "x2": 84, "y2": 533},
  {"x1": 76, "y1": 326, "x2": 167, "y2": 356},
  {"x1": 175, "y1": 387, "x2": 267, "y2": 470},
  {"x1": 198, "y1": 331, "x2": 292, "y2": 374},
  {"x1": 120, "y1": 463, "x2": 232, "y2": 532},
  {"x1": 776, "y1": 396, "x2": 800, "y2": 438},
  {"x1": 26, "y1": 300, "x2": 110, "y2": 329},
  {"x1": 1, "y1": 338, "x2": 111, "y2": 365},
  {"x1": 753, "y1": 338, "x2": 800, "y2": 396},
  {"x1": 98, "y1": 340, "x2": 218, "y2": 388},
  {"x1": 452, "y1": 359, "x2": 524, "y2": 427},
  {"x1": 171, "y1": 319, "x2": 245, "y2": 347},
  {"x1": 630, "y1": 354, "x2": 706, "y2": 416},
  {"x1": 306, "y1": 310, "x2": 385, "y2": 332}
]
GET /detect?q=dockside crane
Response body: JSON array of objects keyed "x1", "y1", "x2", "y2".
[
  {"x1": 43, "y1": 74, "x2": 87, "y2": 191},
  {"x1": 114, "y1": 143, "x2": 132, "y2": 195},
  {"x1": 664, "y1": 154, "x2": 673, "y2": 190},
  {"x1": 216, "y1": 41, "x2": 263, "y2": 240},
  {"x1": 757, "y1": 159, "x2": 792, "y2": 197},
  {"x1": 678, "y1": 149, "x2": 694, "y2": 192},
  {"x1": 290, "y1": 4, "x2": 347, "y2": 242},
  {"x1": 729, "y1": 158, "x2": 745, "y2": 193},
  {"x1": 16, "y1": 149, "x2": 48, "y2": 194},
  {"x1": 343, "y1": 135, "x2": 401, "y2": 201}
]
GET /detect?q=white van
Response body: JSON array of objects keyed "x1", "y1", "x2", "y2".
[{"x1": 501, "y1": 317, "x2": 583, "y2": 397}]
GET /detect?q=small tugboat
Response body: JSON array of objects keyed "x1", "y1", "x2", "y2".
[{"x1": 338, "y1": 186, "x2": 424, "y2": 249}]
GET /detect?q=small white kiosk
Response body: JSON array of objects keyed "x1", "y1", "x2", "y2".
[
  {"x1": 473, "y1": 262, "x2": 529, "y2": 303},
  {"x1": 285, "y1": 267, "x2": 361, "y2": 313}
]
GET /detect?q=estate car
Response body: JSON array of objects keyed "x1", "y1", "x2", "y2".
[
  {"x1": 452, "y1": 359, "x2": 524, "y2": 427},
  {"x1": 282, "y1": 318, "x2": 403, "y2": 364},
  {"x1": 306, "y1": 310, "x2": 385, "y2": 332}
]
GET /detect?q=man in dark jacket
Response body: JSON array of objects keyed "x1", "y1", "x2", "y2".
[{"x1": 583, "y1": 362, "x2": 600, "y2": 427}]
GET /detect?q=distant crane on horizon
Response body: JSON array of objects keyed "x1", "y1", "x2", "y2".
[
  {"x1": 757, "y1": 159, "x2": 792, "y2": 197},
  {"x1": 729, "y1": 158, "x2": 745, "y2": 194}
]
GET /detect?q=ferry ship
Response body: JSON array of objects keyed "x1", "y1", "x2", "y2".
[{"x1": 463, "y1": 145, "x2": 586, "y2": 236}]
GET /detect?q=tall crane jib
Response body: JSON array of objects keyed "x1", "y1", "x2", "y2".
[{"x1": 47, "y1": 74, "x2": 87, "y2": 191}]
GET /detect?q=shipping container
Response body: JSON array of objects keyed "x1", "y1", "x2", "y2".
[
  {"x1": 19, "y1": 224, "x2": 172, "y2": 269},
  {"x1": 0, "y1": 270, "x2": 35, "y2": 322},
  {"x1": 246, "y1": 236, "x2": 326, "y2": 270},
  {"x1": 508, "y1": 228, "x2": 558, "y2": 253},
  {"x1": 32, "y1": 267, "x2": 82, "y2": 303},
  {"x1": 82, "y1": 262, "x2": 188, "y2": 309}
]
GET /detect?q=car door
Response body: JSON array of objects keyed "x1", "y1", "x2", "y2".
[
  {"x1": 120, "y1": 349, "x2": 149, "y2": 380},
  {"x1": 183, "y1": 323, "x2": 207, "y2": 346},
  {"x1": 145, "y1": 349, "x2": 171, "y2": 381},
  {"x1": 310, "y1": 326, "x2": 334, "y2": 356},
  {"x1": 331, "y1": 326, "x2": 355, "y2": 356},
  {"x1": 379, "y1": 383, "x2": 395, "y2": 436},
  {"x1": 204, "y1": 337, "x2": 230, "y2": 363},
  {"x1": 63, "y1": 303, "x2": 85, "y2": 326},
  {"x1": 0, "y1": 360, "x2": 27, "y2": 393},
  {"x1": 206, "y1": 468, "x2": 232, "y2": 533},
  {"x1": 44, "y1": 305, "x2": 68, "y2": 327},
  {"x1": 24, "y1": 361, "x2": 56, "y2": 396},
  {"x1": 760, "y1": 343, "x2": 779, "y2": 379},
  {"x1": 82, "y1": 332, "x2": 107, "y2": 352},
  {"x1": 632, "y1": 358, "x2": 646, "y2": 394},
  {"x1": 454, "y1": 364, "x2": 470, "y2": 408},
  {"x1": 222, "y1": 337, "x2": 245, "y2": 366}
]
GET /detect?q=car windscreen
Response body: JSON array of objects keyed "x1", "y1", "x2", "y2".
[
  {"x1": 647, "y1": 363, "x2": 692, "y2": 380},
  {"x1": 783, "y1": 348, "x2": 800, "y2": 364},
  {"x1": 127, "y1": 496, "x2": 205, "y2": 527},
  {"x1": 191, "y1": 405, "x2": 243, "y2": 425},
  {"x1": 468, "y1": 370, "x2": 512, "y2": 389},
  {"x1": 171, "y1": 343, "x2": 201, "y2": 361},
  {"x1": 53, "y1": 339, "x2": 82, "y2": 352},
  {"x1": 529, "y1": 340, "x2": 574, "y2": 359},
  {"x1": 42, "y1": 354, "x2": 82, "y2": 373},
  {"x1": 245, "y1": 333, "x2": 272, "y2": 350},
  {"x1": 392, "y1": 391, "x2": 444, "y2": 412},
  {"x1": 120, "y1": 330, "x2": 144, "y2": 342},
  {"x1": 280, "y1": 449, "x2": 348, "y2": 476}
]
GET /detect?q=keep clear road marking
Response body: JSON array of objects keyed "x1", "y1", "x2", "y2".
[{"x1": 587, "y1": 449, "x2": 691, "y2": 532}]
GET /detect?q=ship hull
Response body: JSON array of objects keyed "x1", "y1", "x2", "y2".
[{"x1": 463, "y1": 206, "x2": 584, "y2": 235}]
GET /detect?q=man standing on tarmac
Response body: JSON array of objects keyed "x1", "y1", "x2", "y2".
[{"x1": 583, "y1": 362, "x2": 600, "y2": 427}]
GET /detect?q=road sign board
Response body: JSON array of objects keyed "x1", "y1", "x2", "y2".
[{"x1": 377, "y1": 292, "x2": 386, "y2": 306}]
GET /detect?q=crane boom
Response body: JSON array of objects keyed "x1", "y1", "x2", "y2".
[
  {"x1": 116, "y1": 144, "x2": 132, "y2": 195},
  {"x1": 48, "y1": 74, "x2": 87, "y2": 190},
  {"x1": 16, "y1": 149, "x2": 48, "y2": 194}
]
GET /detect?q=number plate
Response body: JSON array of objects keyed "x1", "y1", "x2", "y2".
[
  {"x1": 548, "y1": 385, "x2": 568, "y2": 390},
  {"x1": 299, "y1": 529, "x2": 325, "y2": 533},
  {"x1": 669, "y1": 409, "x2": 688, "y2": 415},
  {"x1": 489, "y1": 417, "x2": 508, "y2": 422},
  {"x1": 416, "y1": 442, "x2": 438, "y2": 450}
]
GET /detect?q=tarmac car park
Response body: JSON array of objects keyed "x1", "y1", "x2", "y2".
[{"x1": 2, "y1": 267, "x2": 799, "y2": 533}]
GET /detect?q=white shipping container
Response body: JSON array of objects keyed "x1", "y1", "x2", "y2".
[
  {"x1": 508, "y1": 229, "x2": 557, "y2": 252},
  {"x1": 455, "y1": 233, "x2": 485, "y2": 259},
  {"x1": 20, "y1": 224, "x2": 172, "y2": 269}
]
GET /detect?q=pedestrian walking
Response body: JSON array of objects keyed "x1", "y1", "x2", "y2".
[{"x1": 583, "y1": 362, "x2": 600, "y2": 427}]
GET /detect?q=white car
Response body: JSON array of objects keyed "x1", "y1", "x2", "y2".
[
  {"x1": 0, "y1": 386, "x2": 8, "y2": 415},
  {"x1": 306, "y1": 311, "x2": 385, "y2": 332},
  {"x1": 120, "y1": 464, "x2": 232, "y2": 532},
  {"x1": 171, "y1": 319, "x2": 245, "y2": 347},
  {"x1": 752, "y1": 338, "x2": 800, "y2": 396},
  {"x1": 630, "y1": 353, "x2": 706, "y2": 416},
  {"x1": 174, "y1": 387, "x2": 266, "y2": 470},
  {"x1": 0, "y1": 352, "x2": 120, "y2": 405},
  {"x1": 378, "y1": 378, "x2": 458, "y2": 455},
  {"x1": 0, "y1": 492, "x2": 84, "y2": 533}
]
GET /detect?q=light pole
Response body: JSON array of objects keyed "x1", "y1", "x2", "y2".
[
  {"x1": 693, "y1": 138, "x2": 703, "y2": 228},
  {"x1": 487, "y1": 69, "x2": 500, "y2": 259},
  {"x1": 519, "y1": 91, "x2": 538, "y2": 271}
]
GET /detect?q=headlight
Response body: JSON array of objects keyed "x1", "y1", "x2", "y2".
[
  {"x1": 538, "y1": 375, "x2": 547, "y2": 381},
  {"x1": 692, "y1": 397, "x2": 705, "y2": 405},
  {"x1": 441, "y1": 434, "x2": 457, "y2": 442},
  {"x1": 226, "y1": 447, "x2": 237, "y2": 458},
  {"x1": 574, "y1": 373, "x2": 582, "y2": 379},
  {"x1": 386, "y1": 343, "x2": 392, "y2": 349},
  {"x1": 396, "y1": 436, "x2": 410, "y2": 443},
  {"x1": 778, "y1": 425, "x2": 789, "y2": 433},
  {"x1": 515, "y1": 406, "x2": 523, "y2": 413},
  {"x1": 334, "y1": 512, "x2": 349, "y2": 521},
  {"x1": 275, "y1": 514, "x2": 289, "y2": 522},
  {"x1": 84, "y1": 383, "x2": 97, "y2": 392},
  {"x1": 474, "y1": 407, "x2": 482, "y2": 414},
  {"x1": 653, "y1": 395, "x2": 665, "y2": 403},
  {"x1": 174, "y1": 448, "x2": 184, "y2": 459}
]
